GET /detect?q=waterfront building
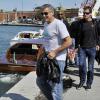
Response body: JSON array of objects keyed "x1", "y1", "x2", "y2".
[{"x1": 0, "y1": 8, "x2": 79, "y2": 24}]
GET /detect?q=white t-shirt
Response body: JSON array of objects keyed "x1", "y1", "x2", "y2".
[{"x1": 43, "y1": 18, "x2": 70, "y2": 61}]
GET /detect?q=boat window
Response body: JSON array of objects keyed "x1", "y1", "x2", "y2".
[
  {"x1": 24, "y1": 33, "x2": 30, "y2": 38},
  {"x1": 19, "y1": 33, "x2": 24, "y2": 38},
  {"x1": 19, "y1": 32, "x2": 41, "y2": 38},
  {"x1": 18, "y1": 44, "x2": 32, "y2": 48},
  {"x1": 10, "y1": 48, "x2": 38, "y2": 55},
  {"x1": 10, "y1": 44, "x2": 38, "y2": 55},
  {"x1": 19, "y1": 33, "x2": 31, "y2": 38},
  {"x1": 32, "y1": 44, "x2": 38, "y2": 49},
  {"x1": 33, "y1": 33, "x2": 40, "y2": 38}
]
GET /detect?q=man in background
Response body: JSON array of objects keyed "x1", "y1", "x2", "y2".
[{"x1": 57, "y1": 10, "x2": 70, "y2": 33}]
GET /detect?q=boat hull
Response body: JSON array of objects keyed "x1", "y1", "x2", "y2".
[
  {"x1": 0, "y1": 43, "x2": 40, "y2": 73},
  {"x1": 0, "y1": 63, "x2": 36, "y2": 73}
]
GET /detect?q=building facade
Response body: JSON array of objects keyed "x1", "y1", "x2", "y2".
[
  {"x1": 0, "y1": 11, "x2": 35, "y2": 23},
  {"x1": 0, "y1": 8, "x2": 78, "y2": 23}
]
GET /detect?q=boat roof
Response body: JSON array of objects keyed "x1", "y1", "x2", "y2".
[
  {"x1": 11, "y1": 30, "x2": 44, "y2": 46},
  {"x1": 10, "y1": 37, "x2": 45, "y2": 45},
  {"x1": 18, "y1": 31, "x2": 39, "y2": 34}
]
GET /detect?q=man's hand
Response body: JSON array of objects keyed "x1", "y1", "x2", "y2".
[
  {"x1": 47, "y1": 50, "x2": 57, "y2": 59},
  {"x1": 96, "y1": 45, "x2": 100, "y2": 51}
]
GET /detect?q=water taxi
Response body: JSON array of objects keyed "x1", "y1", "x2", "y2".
[{"x1": 0, "y1": 30, "x2": 44, "y2": 73}]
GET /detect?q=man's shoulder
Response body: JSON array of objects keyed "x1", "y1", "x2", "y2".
[
  {"x1": 71, "y1": 20, "x2": 82, "y2": 27},
  {"x1": 55, "y1": 18, "x2": 63, "y2": 23},
  {"x1": 63, "y1": 18, "x2": 68, "y2": 22},
  {"x1": 78, "y1": 19, "x2": 84, "y2": 23},
  {"x1": 63, "y1": 19, "x2": 69, "y2": 25},
  {"x1": 55, "y1": 18, "x2": 66, "y2": 26}
]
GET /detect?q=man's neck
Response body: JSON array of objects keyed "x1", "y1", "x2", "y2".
[
  {"x1": 86, "y1": 17, "x2": 92, "y2": 22},
  {"x1": 47, "y1": 17, "x2": 55, "y2": 24}
]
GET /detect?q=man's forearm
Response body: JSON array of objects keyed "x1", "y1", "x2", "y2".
[{"x1": 54, "y1": 36, "x2": 72, "y2": 54}]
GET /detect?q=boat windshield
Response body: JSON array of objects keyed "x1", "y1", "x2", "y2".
[
  {"x1": 19, "y1": 33, "x2": 31, "y2": 38},
  {"x1": 19, "y1": 32, "x2": 41, "y2": 38}
]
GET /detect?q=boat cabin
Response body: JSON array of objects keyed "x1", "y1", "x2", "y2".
[{"x1": 6, "y1": 43, "x2": 40, "y2": 65}]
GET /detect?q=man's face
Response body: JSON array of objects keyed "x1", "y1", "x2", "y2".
[
  {"x1": 58, "y1": 12, "x2": 63, "y2": 19},
  {"x1": 83, "y1": 9, "x2": 92, "y2": 20},
  {"x1": 41, "y1": 8, "x2": 54, "y2": 22}
]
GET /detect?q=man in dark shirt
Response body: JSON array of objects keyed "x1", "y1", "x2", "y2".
[
  {"x1": 57, "y1": 10, "x2": 72, "y2": 72},
  {"x1": 57, "y1": 10, "x2": 70, "y2": 33},
  {"x1": 75, "y1": 6, "x2": 100, "y2": 89}
]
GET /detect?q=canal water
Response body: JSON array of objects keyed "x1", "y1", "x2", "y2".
[{"x1": 0, "y1": 25, "x2": 42, "y2": 96}]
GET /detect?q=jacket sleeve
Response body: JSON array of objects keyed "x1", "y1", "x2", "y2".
[
  {"x1": 70, "y1": 21, "x2": 81, "y2": 48},
  {"x1": 63, "y1": 19, "x2": 71, "y2": 34},
  {"x1": 96, "y1": 20, "x2": 100, "y2": 46}
]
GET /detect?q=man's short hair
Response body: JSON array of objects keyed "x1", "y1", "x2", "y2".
[
  {"x1": 59, "y1": 10, "x2": 64, "y2": 14},
  {"x1": 83, "y1": 6, "x2": 92, "y2": 13},
  {"x1": 41, "y1": 4, "x2": 55, "y2": 13}
]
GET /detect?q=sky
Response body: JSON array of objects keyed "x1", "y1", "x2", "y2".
[{"x1": 0, "y1": 0, "x2": 84, "y2": 11}]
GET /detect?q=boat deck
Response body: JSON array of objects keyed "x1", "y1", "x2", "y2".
[
  {"x1": 0, "y1": 56, "x2": 36, "y2": 73},
  {"x1": 0, "y1": 63, "x2": 36, "y2": 73}
]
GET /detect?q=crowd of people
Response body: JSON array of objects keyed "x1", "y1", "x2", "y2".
[{"x1": 36, "y1": 4, "x2": 100, "y2": 100}]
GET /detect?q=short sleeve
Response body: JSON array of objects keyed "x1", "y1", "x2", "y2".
[{"x1": 57, "y1": 20, "x2": 70, "y2": 39}]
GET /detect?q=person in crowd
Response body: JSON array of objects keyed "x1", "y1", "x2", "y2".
[
  {"x1": 36, "y1": 4, "x2": 72, "y2": 100},
  {"x1": 57, "y1": 10, "x2": 70, "y2": 33},
  {"x1": 57, "y1": 10, "x2": 76, "y2": 73},
  {"x1": 57, "y1": 10, "x2": 71, "y2": 72},
  {"x1": 70, "y1": 16, "x2": 83, "y2": 67},
  {"x1": 75, "y1": 6, "x2": 100, "y2": 89}
]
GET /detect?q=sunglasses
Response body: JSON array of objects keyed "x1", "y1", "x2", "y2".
[
  {"x1": 41, "y1": 12, "x2": 49, "y2": 16},
  {"x1": 83, "y1": 12, "x2": 90, "y2": 15},
  {"x1": 58, "y1": 14, "x2": 63, "y2": 15}
]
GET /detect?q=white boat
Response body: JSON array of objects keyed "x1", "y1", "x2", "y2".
[{"x1": 10, "y1": 30, "x2": 44, "y2": 46}]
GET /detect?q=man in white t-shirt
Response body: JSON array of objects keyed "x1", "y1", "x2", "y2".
[{"x1": 36, "y1": 4, "x2": 72, "y2": 100}]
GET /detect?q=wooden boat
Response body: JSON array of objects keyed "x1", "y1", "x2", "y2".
[{"x1": 0, "y1": 30, "x2": 44, "y2": 73}]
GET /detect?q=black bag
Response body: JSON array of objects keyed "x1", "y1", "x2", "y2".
[
  {"x1": 95, "y1": 50, "x2": 100, "y2": 65},
  {"x1": 47, "y1": 58, "x2": 61, "y2": 83},
  {"x1": 63, "y1": 75, "x2": 73, "y2": 89},
  {"x1": 36, "y1": 53, "x2": 61, "y2": 83},
  {"x1": 36, "y1": 53, "x2": 48, "y2": 77}
]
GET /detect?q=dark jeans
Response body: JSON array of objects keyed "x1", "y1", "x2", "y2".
[
  {"x1": 78, "y1": 47, "x2": 96, "y2": 85},
  {"x1": 36, "y1": 60, "x2": 65, "y2": 100},
  {"x1": 75, "y1": 52, "x2": 79, "y2": 67}
]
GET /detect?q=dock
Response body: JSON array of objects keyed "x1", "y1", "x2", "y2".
[
  {"x1": 0, "y1": 23, "x2": 44, "y2": 27},
  {"x1": 0, "y1": 61, "x2": 100, "y2": 100}
]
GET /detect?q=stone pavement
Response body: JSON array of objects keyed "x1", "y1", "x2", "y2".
[
  {"x1": 63, "y1": 61, "x2": 100, "y2": 100},
  {"x1": 0, "y1": 61, "x2": 100, "y2": 100}
]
